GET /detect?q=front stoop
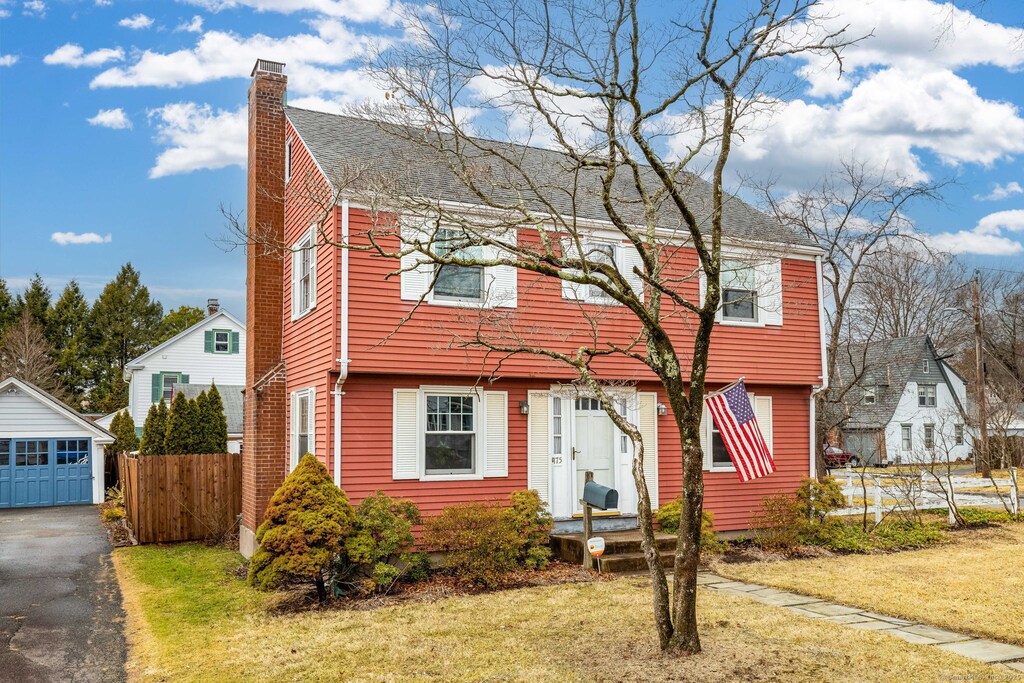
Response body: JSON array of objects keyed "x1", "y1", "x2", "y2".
[{"x1": 550, "y1": 530, "x2": 677, "y2": 572}]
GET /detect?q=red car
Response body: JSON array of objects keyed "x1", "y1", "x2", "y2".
[{"x1": 823, "y1": 445, "x2": 863, "y2": 468}]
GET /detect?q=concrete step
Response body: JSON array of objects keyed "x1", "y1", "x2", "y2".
[{"x1": 597, "y1": 550, "x2": 675, "y2": 573}]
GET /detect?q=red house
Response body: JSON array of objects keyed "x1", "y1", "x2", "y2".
[{"x1": 240, "y1": 60, "x2": 828, "y2": 556}]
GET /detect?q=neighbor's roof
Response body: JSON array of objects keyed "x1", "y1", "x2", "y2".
[
  {"x1": 175, "y1": 384, "x2": 244, "y2": 435},
  {"x1": 126, "y1": 309, "x2": 243, "y2": 368},
  {"x1": 0, "y1": 376, "x2": 114, "y2": 442},
  {"x1": 836, "y1": 336, "x2": 931, "y2": 430},
  {"x1": 285, "y1": 106, "x2": 814, "y2": 249}
]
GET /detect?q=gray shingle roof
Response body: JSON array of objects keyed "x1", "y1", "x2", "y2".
[
  {"x1": 285, "y1": 106, "x2": 814, "y2": 249},
  {"x1": 836, "y1": 336, "x2": 931, "y2": 430},
  {"x1": 176, "y1": 384, "x2": 243, "y2": 436}
]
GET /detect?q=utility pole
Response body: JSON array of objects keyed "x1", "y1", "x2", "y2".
[{"x1": 972, "y1": 271, "x2": 990, "y2": 478}]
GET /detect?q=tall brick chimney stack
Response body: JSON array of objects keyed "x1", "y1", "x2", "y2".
[{"x1": 241, "y1": 58, "x2": 288, "y2": 557}]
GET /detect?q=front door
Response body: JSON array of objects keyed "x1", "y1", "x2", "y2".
[{"x1": 573, "y1": 398, "x2": 616, "y2": 513}]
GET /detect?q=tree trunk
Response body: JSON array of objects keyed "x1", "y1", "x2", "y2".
[
  {"x1": 667, "y1": 438, "x2": 704, "y2": 654},
  {"x1": 631, "y1": 437, "x2": 674, "y2": 649},
  {"x1": 315, "y1": 575, "x2": 328, "y2": 603}
]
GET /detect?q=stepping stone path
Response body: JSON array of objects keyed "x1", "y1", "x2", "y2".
[{"x1": 699, "y1": 572, "x2": 1024, "y2": 675}]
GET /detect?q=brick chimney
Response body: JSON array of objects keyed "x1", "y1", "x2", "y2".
[
  {"x1": 206, "y1": 298, "x2": 220, "y2": 316},
  {"x1": 241, "y1": 58, "x2": 288, "y2": 557}
]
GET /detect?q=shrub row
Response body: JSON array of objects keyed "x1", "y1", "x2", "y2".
[{"x1": 140, "y1": 385, "x2": 228, "y2": 455}]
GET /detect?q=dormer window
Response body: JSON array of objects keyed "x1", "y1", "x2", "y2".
[
  {"x1": 863, "y1": 387, "x2": 876, "y2": 405},
  {"x1": 922, "y1": 359, "x2": 930, "y2": 373}
]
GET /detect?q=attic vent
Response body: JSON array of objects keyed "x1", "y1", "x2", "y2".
[{"x1": 252, "y1": 59, "x2": 285, "y2": 76}]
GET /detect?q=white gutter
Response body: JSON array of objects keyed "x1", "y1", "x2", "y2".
[
  {"x1": 810, "y1": 254, "x2": 830, "y2": 475},
  {"x1": 333, "y1": 199, "x2": 351, "y2": 488}
]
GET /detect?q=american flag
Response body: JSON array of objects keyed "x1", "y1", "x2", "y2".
[{"x1": 705, "y1": 379, "x2": 775, "y2": 482}]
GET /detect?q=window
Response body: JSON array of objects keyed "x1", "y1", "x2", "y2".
[
  {"x1": 586, "y1": 242, "x2": 616, "y2": 302},
  {"x1": 863, "y1": 387, "x2": 876, "y2": 405},
  {"x1": 162, "y1": 373, "x2": 179, "y2": 402},
  {"x1": 918, "y1": 384, "x2": 936, "y2": 407},
  {"x1": 720, "y1": 259, "x2": 758, "y2": 322},
  {"x1": 0, "y1": 440, "x2": 8, "y2": 467},
  {"x1": 56, "y1": 439, "x2": 89, "y2": 465},
  {"x1": 924, "y1": 424, "x2": 935, "y2": 450},
  {"x1": 425, "y1": 394, "x2": 476, "y2": 475},
  {"x1": 284, "y1": 138, "x2": 293, "y2": 183},
  {"x1": 434, "y1": 229, "x2": 484, "y2": 302},
  {"x1": 710, "y1": 417, "x2": 733, "y2": 469},
  {"x1": 214, "y1": 330, "x2": 230, "y2": 354},
  {"x1": 291, "y1": 388, "x2": 314, "y2": 469},
  {"x1": 552, "y1": 397, "x2": 563, "y2": 455},
  {"x1": 901, "y1": 424, "x2": 912, "y2": 450},
  {"x1": 922, "y1": 359, "x2": 930, "y2": 373},
  {"x1": 292, "y1": 229, "x2": 316, "y2": 317},
  {"x1": 15, "y1": 440, "x2": 49, "y2": 466},
  {"x1": 955, "y1": 424, "x2": 964, "y2": 446}
]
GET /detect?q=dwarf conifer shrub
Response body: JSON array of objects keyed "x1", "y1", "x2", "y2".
[
  {"x1": 335, "y1": 490, "x2": 422, "y2": 594},
  {"x1": 795, "y1": 477, "x2": 846, "y2": 522},
  {"x1": 248, "y1": 454, "x2": 355, "y2": 602}
]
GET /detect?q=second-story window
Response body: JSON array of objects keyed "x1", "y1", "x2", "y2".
[
  {"x1": 434, "y1": 229, "x2": 484, "y2": 303},
  {"x1": 863, "y1": 387, "x2": 876, "y2": 405},
  {"x1": 721, "y1": 259, "x2": 758, "y2": 323},
  {"x1": 214, "y1": 330, "x2": 230, "y2": 353},
  {"x1": 285, "y1": 138, "x2": 293, "y2": 183},
  {"x1": 918, "y1": 384, "x2": 936, "y2": 407},
  {"x1": 292, "y1": 228, "x2": 316, "y2": 318},
  {"x1": 162, "y1": 373, "x2": 179, "y2": 402}
]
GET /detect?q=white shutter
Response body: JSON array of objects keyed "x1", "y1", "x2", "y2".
[
  {"x1": 400, "y1": 223, "x2": 432, "y2": 301},
  {"x1": 289, "y1": 391, "x2": 299, "y2": 469},
  {"x1": 308, "y1": 231, "x2": 318, "y2": 310},
  {"x1": 306, "y1": 387, "x2": 316, "y2": 457},
  {"x1": 621, "y1": 244, "x2": 645, "y2": 303},
  {"x1": 699, "y1": 399, "x2": 710, "y2": 470},
  {"x1": 638, "y1": 392, "x2": 659, "y2": 509},
  {"x1": 484, "y1": 229, "x2": 517, "y2": 309},
  {"x1": 697, "y1": 269, "x2": 721, "y2": 322},
  {"x1": 560, "y1": 238, "x2": 585, "y2": 300},
  {"x1": 290, "y1": 250, "x2": 300, "y2": 321},
  {"x1": 757, "y1": 259, "x2": 783, "y2": 326},
  {"x1": 392, "y1": 389, "x2": 420, "y2": 479},
  {"x1": 527, "y1": 390, "x2": 550, "y2": 503},
  {"x1": 754, "y1": 395, "x2": 773, "y2": 451},
  {"x1": 483, "y1": 391, "x2": 509, "y2": 477}
]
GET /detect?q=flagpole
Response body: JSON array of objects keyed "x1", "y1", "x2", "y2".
[{"x1": 704, "y1": 376, "x2": 745, "y2": 399}]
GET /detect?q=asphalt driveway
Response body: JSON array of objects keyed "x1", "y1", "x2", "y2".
[{"x1": 0, "y1": 506, "x2": 126, "y2": 682}]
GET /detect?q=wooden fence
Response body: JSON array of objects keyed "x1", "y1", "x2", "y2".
[{"x1": 119, "y1": 452, "x2": 242, "y2": 544}]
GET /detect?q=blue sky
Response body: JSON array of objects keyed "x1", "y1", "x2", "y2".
[{"x1": 0, "y1": 0, "x2": 1022, "y2": 316}]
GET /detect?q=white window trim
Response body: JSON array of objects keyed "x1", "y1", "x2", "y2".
[
  {"x1": 562, "y1": 238, "x2": 627, "y2": 306},
  {"x1": 922, "y1": 359, "x2": 930, "y2": 373},
  {"x1": 285, "y1": 137, "x2": 293, "y2": 184},
  {"x1": 419, "y1": 385, "x2": 485, "y2": 481},
  {"x1": 291, "y1": 226, "x2": 317, "y2": 320},
  {"x1": 901, "y1": 424, "x2": 913, "y2": 451},
  {"x1": 290, "y1": 387, "x2": 315, "y2": 471},
  {"x1": 923, "y1": 423, "x2": 935, "y2": 450},
  {"x1": 863, "y1": 387, "x2": 876, "y2": 405},
  {"x1": 213, "y1": 330, "x2": 230, "y2": 354}
]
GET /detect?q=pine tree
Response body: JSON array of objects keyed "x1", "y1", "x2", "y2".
[
  {"x1": 201, "y1": 383, "x2": 229, "y2": 453},
  {"x1": 13, "y1": 274, "x2": 51, "y2": 331},
  {"x1": 164, "y1": 391, "x2": 200, "y2": 455},
  {"x1": 157, "y1": 306, "x2": 206, "y2": 344},
  {"x1": 111, "y1": 409, "x2": 140, "y2": 454},
  {"x1": 0, "y1": 279, "x2": 16, "y2": 337},
  {"x1": 248, "y1": 455, "x2": 355, "y2": 602},
  {"x1": 48, "y1": 281, "x2": 91, "y2": 405},
  {"x1": 139, "y1": 399, "x2": 169, "y2": 455}
]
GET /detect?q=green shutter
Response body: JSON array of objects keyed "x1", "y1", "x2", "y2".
[
  {"x1": 230, "y1": 331, "x2": 240, "y2": 354},
  {"x1": 152, "y1": 373, "x2": 162, "y2": 402},
  {"x1": 204, "y1": 331, "x2": 214, "y2": 353},
  {"x1": 180, "y1": 373, "x2": 190, "y2": 385}
]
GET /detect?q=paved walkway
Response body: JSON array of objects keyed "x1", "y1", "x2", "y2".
[
  {"x1": 0, "y1": 506, "x2": 127, "y2": 682},
  {"x1": 699, "y1": 572, "x2": 1024, "y2": 674}
]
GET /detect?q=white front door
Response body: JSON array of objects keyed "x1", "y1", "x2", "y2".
[{"x1": 573, "y1": 398, "x2": 616, "y2": 513}]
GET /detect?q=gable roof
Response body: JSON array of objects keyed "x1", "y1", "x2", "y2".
[
  {"x1": 126, "y1": 309, "x2": 244, "y2": 368},
  {"x1": 285, "y1": 106, "x2": 814, "y2": 250},
  {"x1": 175, "y1": 384, "x2": 244, "y2": 435},
  {"x1": 0, "y1": 376, "x2": 115, "y2": 442}
]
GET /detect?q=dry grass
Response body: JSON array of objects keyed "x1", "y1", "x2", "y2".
[
  {"x1": 958, "y1": 484, "x2": 1012, "y2": 494},
  {"x1": 113, "y1": 544, "x2": 1014, "y2": 683},
  {"x1": 963, "y1": 469, "x2": 1015, "y2": 480},
  {"x1": 715, "y1": 523, "x2": 1024, "y2": 647}
]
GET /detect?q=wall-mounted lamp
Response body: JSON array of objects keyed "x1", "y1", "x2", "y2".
[
  {"x1": 656, "y1": 402, "x2": 667, "y2": 416},
  {"x1": 519, "y1": 400, "x2": 530, "y2": 415}
]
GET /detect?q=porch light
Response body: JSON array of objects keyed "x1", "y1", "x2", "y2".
[
  {"x1": 519, "y1": 400, "x2": 530, "y2": 415},
  {"x1": 656, "y1": 402, "x2": 667, "y2": 416}
]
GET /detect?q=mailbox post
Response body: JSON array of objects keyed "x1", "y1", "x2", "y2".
[
  {"x1": 579, "y1": 471, "x2": 619, "y2": 570},
  {"x1": 582, "y1": 472, "x2": 595, "y2": 569}
]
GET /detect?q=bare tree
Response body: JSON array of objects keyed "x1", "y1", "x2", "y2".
[
  {"x1": 758, "y1": 162, "x2": 944, "y2": 476},
  {"x1": 231, "y1": 0, "x2": 855, "y2": 654},
  {"x1": 0, "y1": 310, "x2": 64, "y2": 397}
]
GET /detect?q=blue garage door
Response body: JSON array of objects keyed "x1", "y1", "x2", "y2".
[{"x1": 0, "y1": 438, "x2": 93, "y2": 508}]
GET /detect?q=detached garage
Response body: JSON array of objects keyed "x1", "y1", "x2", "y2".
[{"x1": 0, "y1": 376, "x2": 113, "y2": 508}]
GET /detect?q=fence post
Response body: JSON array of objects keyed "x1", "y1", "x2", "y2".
[
  {"x1": 947, "y1": 474, "x2": 956, "y2": 525},
  {"x1": 1010, "y1": 467, "x2": 1019, "y2": 516},
  {"x1": 919, "y1": 470, "x2": 927, "y2": 507},
  {"x1": 873, "y1": 475, "x2": 882, "y2": 524}
]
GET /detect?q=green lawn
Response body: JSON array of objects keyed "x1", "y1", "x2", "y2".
[{"x1": 113, "y1": 544, "x2": 1015, "y2": 682}]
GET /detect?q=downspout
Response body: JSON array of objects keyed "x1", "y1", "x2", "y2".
[
  {"x1": 810, "y1": 254, "x2": 830, "y2": 475},
  {"x1": 332, "y1": 199, "x2": 351, "y2": 488}
]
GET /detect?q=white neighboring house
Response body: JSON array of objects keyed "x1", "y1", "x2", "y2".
[
  {"x1": 123, "y1": 304, "x2": 246, "y2": 452},
  {"x1": 838, "y1": 336, "x2": 973, "y2": 465},
  {"x1": 0, "y1": 376, "x2": 114, "y2": 508}
]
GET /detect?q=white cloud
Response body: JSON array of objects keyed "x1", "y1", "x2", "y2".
[
  {"x1": 974, "y1": 182, "x2": 1024, "y2": 202},
  {"x1": 50, "y1": 231, "x2": 113, "y2": 246},
  {"x1": 118, "y1": 13, "x2": 154, "y2": 29},
  {"x1": 87, "y1": 107, "x2": 132, "y2": 129},
  {"x1": 147, "y1": 103, "x2": 247, "y2": 178},
  {"x1": 181, "y1": 0, "x2": 397, "y2": 24},
  {"x1": 22, "y1": 0, "x2": 44, "y2": 16},
  {"x1": 91, "y1": 20, "x2": 376, "y2": 97},
  {"x1": 928, "y1": 210, "x2": 1024, "y2": 256},
  {"x1": 176, "y1": 15, "x2": 203, "y2": 33},
  {"x1": 94, "y1": 0, "x2": 112, "y2": 5},
  {"x1": 44, "y1": 43, "x2": 125, "y2": 68},
  {"x1": 0, "y1": 55, "x2": 18, "y2": 67}
]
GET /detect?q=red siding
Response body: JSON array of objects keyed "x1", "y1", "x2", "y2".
[{"x1": 338, "y1": 374, "x2": 809, "y2": 531}]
